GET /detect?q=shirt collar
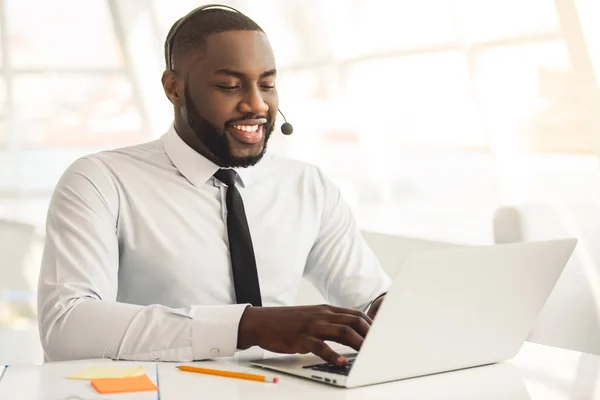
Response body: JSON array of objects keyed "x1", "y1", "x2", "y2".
[{"x1": 162, "y1": 124, "x2": 255, "y2": 188}]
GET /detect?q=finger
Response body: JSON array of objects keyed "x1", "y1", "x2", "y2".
[
  {"x1": 303, "y1": 336, "x2": 347, "y2": 366},
  {"x1": 314, "y1": 323, "x2": 364, "y2": 352},
  {"x1": 327, "y1": 314, "x2": 371, "y2": 338},
  {"x1": 325, "y1": 305, "x2": 373, "y2": 326}
]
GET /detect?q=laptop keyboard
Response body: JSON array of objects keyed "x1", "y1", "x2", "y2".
[{"x1": 302, "y1": 357, "x2": 356, "y2": 376}]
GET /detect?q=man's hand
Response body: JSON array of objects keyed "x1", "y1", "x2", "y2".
[
  {"x1": 237, "y1": 305, "x2": 372, "y2": 366},
  {"x1": 367, "y1": 295, "x2": 385, "y2": 320}
]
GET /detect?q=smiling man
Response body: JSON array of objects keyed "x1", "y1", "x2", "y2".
[{"x1": 38, "y1": 6, "x2": 390, "y2": 367}]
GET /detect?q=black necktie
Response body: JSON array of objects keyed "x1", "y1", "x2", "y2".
[{"x1": 214, "y1": 169, "x2": 262, "y2": 306}]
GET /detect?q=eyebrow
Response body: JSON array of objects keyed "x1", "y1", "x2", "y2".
[{"x1": 214, "y1": 68, "x2": 277, "y2": 79}]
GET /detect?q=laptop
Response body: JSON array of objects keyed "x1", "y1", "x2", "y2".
[{"x1": 250, "y1": 238, "x2": 577, "y2": 388}]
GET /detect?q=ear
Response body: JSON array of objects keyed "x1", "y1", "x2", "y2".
[{"x1": 161, "y1": 70, "x2": 183, "y2": 106}]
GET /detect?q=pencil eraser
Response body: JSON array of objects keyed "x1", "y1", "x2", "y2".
[{"x1": 273, "y1": 377, "x2": 279, "y2": 383}]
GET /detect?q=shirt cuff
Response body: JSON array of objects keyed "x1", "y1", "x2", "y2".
[{"x1": 190, "y1": 304, "x2": 250, "y2": 360}]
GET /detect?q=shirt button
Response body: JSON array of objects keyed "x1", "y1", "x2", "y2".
[{"x1": 210, "y1": 348, "x2": 220, "y2": 356}]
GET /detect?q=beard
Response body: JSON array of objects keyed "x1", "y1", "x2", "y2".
[{"x1": 184, "y1": 85, "x2": 274, "y2": 168}]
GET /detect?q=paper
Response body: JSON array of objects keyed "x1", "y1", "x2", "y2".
[
  {"x1": 0, "y1": 361, "x2": 157, "y2": 400},
  {"x1": 91, "y1": 374, "x2": 158, "y2": 394},
  {"x1": 66, "y1": 365, "x2": 144, "y2": 380}
]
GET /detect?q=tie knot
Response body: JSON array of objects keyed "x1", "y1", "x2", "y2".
[{"x1": 214, "y1": 168, "x2": 237, "y2": 187}]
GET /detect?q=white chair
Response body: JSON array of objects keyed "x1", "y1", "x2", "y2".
[
  {"x1": 295, "y1": 230, "x2": 462, "y2": 305},
  {"x1": 494, "y1": 204, "x2": 600, "y2": 355}
]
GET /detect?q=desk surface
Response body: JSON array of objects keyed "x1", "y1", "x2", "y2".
[{"x1": 2, "y1": 342, "x2": 600, "y2": 399}]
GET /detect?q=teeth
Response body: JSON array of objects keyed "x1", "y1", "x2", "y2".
[{"x1": 233, "y1": 124, "x2": 259, "y2": 132}]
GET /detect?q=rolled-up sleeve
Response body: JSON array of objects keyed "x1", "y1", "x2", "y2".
[
  {"x1": 303, "y1": 168, "x2": 391, "y2": 312},
  {"x1": 38, "y1": 157, "x2": 248, "y2": 362}
]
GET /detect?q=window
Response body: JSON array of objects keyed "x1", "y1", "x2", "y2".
[
  {"x1": 344, "y1": 51, "x2": 483, "y2": 149},
  {"x1": 470, "y1": 40, "x2": 592, "y2": 153},
  {"x1": 13, "y1": 74, "x2": 143, "y2": 148},
  {"x1": 2, "y1": 0, "x2": 148, "y2": 150},
  {"x1": 455, "y1": 0, "x2": 560, "y2": 43},
  {"x1": 6, "y1": 0, "x2": 121, "y2": 69}
]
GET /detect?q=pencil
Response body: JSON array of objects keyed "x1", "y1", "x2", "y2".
[{"x1": 177, "y1": 365, "x2": 279, "y2": 383}]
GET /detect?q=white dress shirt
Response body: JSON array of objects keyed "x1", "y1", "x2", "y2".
[{"x1": 38, "y1": 125, "x2": 391, "y2": 362}]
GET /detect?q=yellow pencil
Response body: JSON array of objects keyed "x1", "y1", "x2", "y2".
[{"x1": 177, "y1": 365, "x2": 279, "y2": 383}]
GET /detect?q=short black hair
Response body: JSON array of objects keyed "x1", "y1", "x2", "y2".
[{"x1": 164, "y1": 8, "x2": 264, "y2": 70}]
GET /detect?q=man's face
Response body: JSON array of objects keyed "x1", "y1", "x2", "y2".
[{"x1": 182, "y1": 30, "x2": 278, "y2": 168}]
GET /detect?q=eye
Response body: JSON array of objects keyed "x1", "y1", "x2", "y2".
[
  {"x1": 216, "y1": 85, "x2": 240, "y2": 92},
  {"x1": 261, "y1": 84, "x2": 276, "y2": 91}
]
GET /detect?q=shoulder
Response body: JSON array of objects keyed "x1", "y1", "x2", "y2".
[
  {"x1": 55, "y1": 139, "x2": 164, "y2": 197},
  {"x1": 60, "y1": 140, "x2": 164, "y2": 182},
  {"x1": 92, "y1": 139, "x2": 167, "y2": 170}
]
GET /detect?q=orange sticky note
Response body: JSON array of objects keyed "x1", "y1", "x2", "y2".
[{"x1": 91, "y1": 374, "x2": 158, "y2": 394}]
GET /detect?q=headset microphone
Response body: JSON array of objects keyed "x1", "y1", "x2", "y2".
[{"x1": 278, "y1": 109, "x2": 294, "y2": 135}]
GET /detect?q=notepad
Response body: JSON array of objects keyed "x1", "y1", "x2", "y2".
[
  {"x1": 66, "y1": 365, "x2": 144, "y2": 380},
  {"x1": 91, "y1": 374, "x2": 159, "y2": 394}
]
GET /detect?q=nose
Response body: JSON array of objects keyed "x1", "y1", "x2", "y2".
[{"x1": 238, "y1": 85, "x2": 269, "y2": 115}]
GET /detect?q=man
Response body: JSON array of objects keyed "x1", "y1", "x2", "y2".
[{"x1": 38, "y1": 6, "x2": 390, "y2": 367}]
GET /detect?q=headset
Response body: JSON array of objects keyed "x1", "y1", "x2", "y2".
[{"x1": 165, "y1": 4, "x2": 294, "y2": 135}]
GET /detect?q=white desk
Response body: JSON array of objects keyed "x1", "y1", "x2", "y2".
[
  {"x1": 2, "y1": 342, "x2": 600, "y2": 399},
  {"x1": 0, "y1": 326, "x2": 45, "y2": 365}
]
